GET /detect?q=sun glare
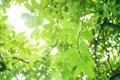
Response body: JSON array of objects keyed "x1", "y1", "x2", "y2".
[{"x1": 6, "y1": 4, "x2": 32, "y2": 35}]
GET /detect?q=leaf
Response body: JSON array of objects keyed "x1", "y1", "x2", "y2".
[
  {"x1": 110, "y1": 0, "x2": 116, "y2": 6},
  {"x1": 0, "y1": 16, "x2": 8, "y2": 22},
  {"x1": 31, "y1": 0, "x2": 40, "y2": 9},
  {"x1": 74, "y1": 61, "x2": 95, "y2": 79},
  {"x1": 81, "y1": 31, "x2": 93, "y2": 40},
  {"x1": 51, "y1": 71, "x2": 62, "y2": 79},
  {"x1": 15, "y1": 32, "x2": 27, "y2": 41},
  {"x1": 40, "y1": 0, "x2": 53, "y2": 9},
  {"x1": 68, "y1": 53, "x2": 81, "y2": 67},
  {"x1": 79, "y1": 40, "x2": 91, "y2": 59},
  {"x1": 24, "y1": 3, "x2": 35, "y2": 12},
  {"x1": 83, "y1": 64, "x2": 95, "y2": 79},
  {"x1": 30, "y1": 29, "x2": 41, "y2": 39},
  {"x1": 61, "y1": 64, "x2": 72, "y2": 79},
  {"x1": 54, "y1": 0, "x2": 65, "y2": 3}
]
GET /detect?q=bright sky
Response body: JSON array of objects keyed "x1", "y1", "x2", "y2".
[{"x1": 6, "y1": 4, "x2": 33, "y2": 36}]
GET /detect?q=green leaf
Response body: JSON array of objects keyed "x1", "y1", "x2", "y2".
[
  {"x1": 40, "y1": 0, "x2": 53, "y2": 9},
  {"x1": 54, "y1": 0, "x2": 65, "y2": 3},
  {"x1": 83, "y1": 64, "x2": 95, "y2": 79},
  {"x1": 15, "y1": 32, "x2": 27, "y2": 41},
  {"x1": 51, "y1": 71, "x2": 62, "y2": 79},
  {"x1": 30, "y1": 28, "x2": 41, "y2": 39},
  {"x1": 24, "y1": 3, "x2": 35, "y2": 12},
  {"x1": 31, "y1": 0, "x2": 40, "y2": 9},
  {"x1": 68, "y1": 53, "x2": 80, "y2": 67},
  {"x1": 81, "y1": 31, "x2": 93, "y2": 40},
  {"x1": 0, "y1": 16, "x2": 8, "y2": 22},
  {"x1": 61, "y1": 64, "x2": 72, "y2": 79}
]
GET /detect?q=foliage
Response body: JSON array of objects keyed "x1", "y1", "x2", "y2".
[{"x1": 0, "y1": 0, "x2": 120, "y2": 80}]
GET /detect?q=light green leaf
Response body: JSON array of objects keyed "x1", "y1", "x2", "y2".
[
  {"x1": 54, "y1": 0, "x2": 65, "y2": 3},
  {"x1": 15, "y1": 32, "x2": 27, "y2": 41},
  {"x1": 81, "y1": 31, "x2": 93, "y2": 40},
  {"x1": 24, "y1": 3, "x2": 35, "y2": 12},
  {"x1": 0, "y1": 16, "x2": 8, "y2": 22},
  {"x1": 31, "y1": 0, "x2": 40, "y2": 9}
]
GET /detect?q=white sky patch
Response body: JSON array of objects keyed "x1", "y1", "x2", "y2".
[
  {"x1": 50, "y1": 47, "x2": 58, "y2": 55},
  {"x1": 101, "y1": 54, "x2": 108, "y2": 62},
  {"x1": 12, "y1": 73, "x2": 26, "y2": 80},
  {"x1": 43, "y1": 18, "x2": 50, "y2": 25},
  {"x1": 84, "y1": 40, "x2": 89, "y2": 45},
  {"x1": 36, "y1": 0, "x2": 41, "y2": 4},
  {"x1": 38, "y1": 39, "x2": 46, "y2": 47},
  {"x1": 6, "y1": 4, "x2": 33, "y2": 36},
  {"x1": 29, "y1": 39, "x2": 46, "y2": 47},
  {"x1": 82, "y1": 74, "x2": 88, "y2": 80},
  {"x1": 0, "y1": 0, "x2": 2, "y2": 5},
  {"x1": 80, "y1": 13, "x2": 94, "y2": 22},
  {"x1": 113, "y1": 49, "x2": 118, "y2": 56},
  {"x1": 51, "y1": 78, "x2": 56, "y2": 80},
  {"x1": 38, "y1": 25, "x2": 44, "y2": 32},
  {"x1": 37, "y1": 73, "x2": 41, "y2": 76}
]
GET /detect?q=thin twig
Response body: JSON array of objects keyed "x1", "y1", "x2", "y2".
[
  {"x1": 77, "y1": 0, "x2": 85, "y2": 59},
  {"x1": 12, "y1": 57, "x2": 29, "y2": 64}
]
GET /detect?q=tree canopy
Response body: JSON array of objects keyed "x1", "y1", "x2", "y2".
[{"x1": 0, "y1": 0, "x2": 120, "y2": 80}]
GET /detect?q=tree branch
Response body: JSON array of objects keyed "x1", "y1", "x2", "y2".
[
  {"x1": 110, "y1": 71, "x2": 120, "y2": 80},
  {"x1": 103, "y1": 22, "x2": 120, "y2": 30},
  {"x1": 12, "y1": 57, "x2": 29, "y2": 64},
  {"x1": 102, "y1": 18, "x2": 120, "y2": 31}
]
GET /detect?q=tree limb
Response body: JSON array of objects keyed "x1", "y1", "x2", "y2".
[
  {"x1": 102, "y1": 18, "x2": 120, "y2": 31},
  {"x1": 103, "y1": 22, "x2": 120, "y2": 30},
  {"x1": 110, "y1": 71, "x2": 120, "y2": 80}
]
